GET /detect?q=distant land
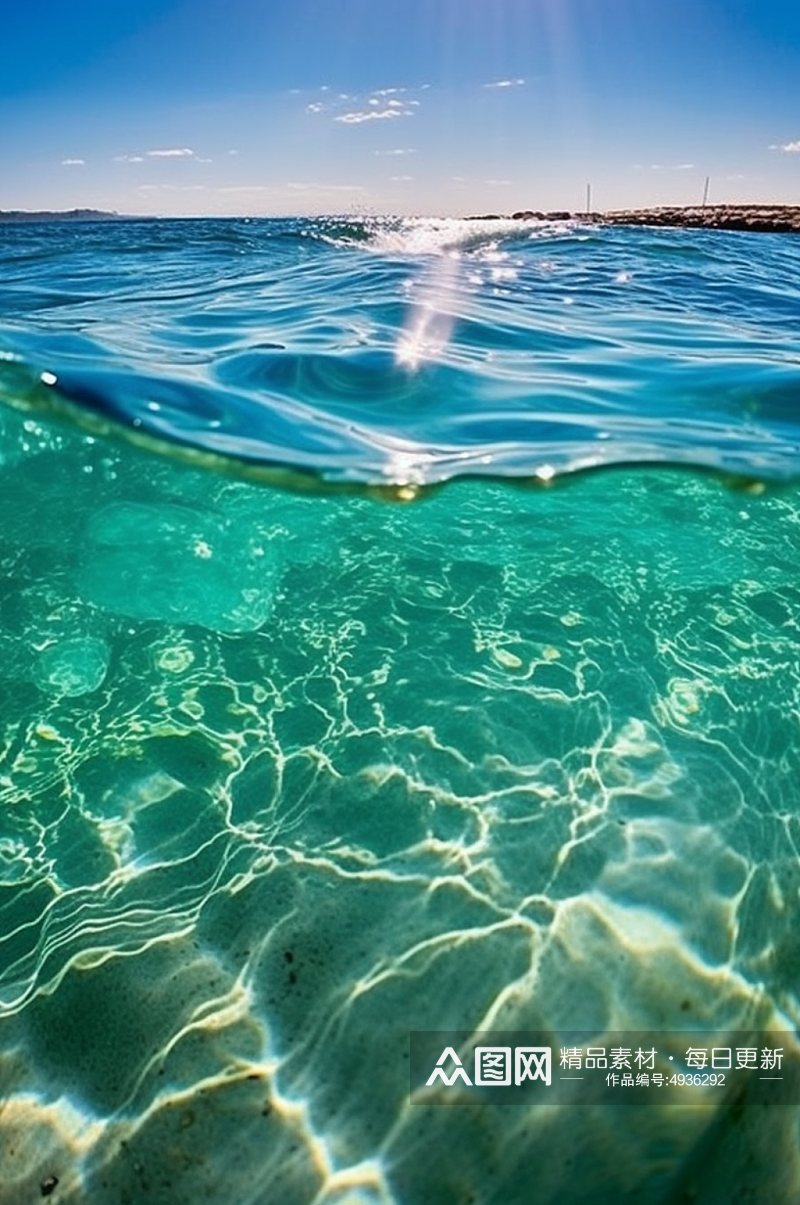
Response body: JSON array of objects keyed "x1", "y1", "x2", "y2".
[
  {"x1": 1, "y1": 204, "x2": 798, "y2": 232},
  {"x1": 472, "y1": 204, "x2": 800, "y2": 234},
  {"x1": 0, "y1": 208, "x2": 123, "y2": 223},
  {"x1": 598, "y1": 203, "x2": 800, "y2": 233}
]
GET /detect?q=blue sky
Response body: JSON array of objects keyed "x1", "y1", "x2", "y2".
[{"x1": 1, "y1": 0, "x2": 799, "y2": 216}]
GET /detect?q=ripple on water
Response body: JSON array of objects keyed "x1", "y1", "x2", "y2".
[{"x1": 1, "y1": 218, "x2": 800, "y2": 1204}]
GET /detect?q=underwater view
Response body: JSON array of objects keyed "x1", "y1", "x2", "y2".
[{"x1": 1, "y1": 214, "x2": 800, "y2": 1203}]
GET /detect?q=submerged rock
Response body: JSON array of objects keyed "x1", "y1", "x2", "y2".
[
  {"x1": 0, "y1": 585, "x2": 110, "y2": 692},
  {"x1": 32, "y1": 636, "x2": 110, "y2": 697},
  {"x1": 77, "y1": 502, "x2": 281, "y2": 633}
]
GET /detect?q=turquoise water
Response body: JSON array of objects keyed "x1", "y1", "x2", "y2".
[{"x1": 1, "y1": 215, "x2": 800, "y2": 1203}]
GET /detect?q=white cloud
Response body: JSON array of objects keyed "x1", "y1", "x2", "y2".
[
  {"x1": 484, "y1": 78, "x2": 525, "y2": 89},
  {"x1": 390, "y1": 175, "x2": 414, "y2": 182},
  {"x1": 114, "y1": 154, "x2": 145, "y2": 163},
  {"x1": 335, "y1": 109, "x2": 408, "y2": 124},
  {"x1": 137, "y1": 183, "x2": 206, "y2": 192},
  {"x1": 308, "y1": 85, "x2": 423, "y2": 126},
  {"x1": 674, "y1": 163, "x2": 694, "y2": 170},
  {"x1": 781, "y1": 140, "x2": 800, "y2": 153},
  {"x1": 61, "y1": 158, "x2": 85, "y2": 166},
  {"x1": 147, "y1": 148, "x2": 195, "y2": 158},
  {"x1": 286, "y1": 181, "x2": 364, "y2": 192},
  {"x1": 374, "y1": 148, "x2": 416, "y2": 156},
  {"x1": 484, "y1": 179, "x2": 512, "y2": 186},
  {"x1": 216, "y1": 185, "x2": 275, "y2": 194}
]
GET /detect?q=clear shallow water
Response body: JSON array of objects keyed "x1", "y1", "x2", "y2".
[{"x1": 1, "y1": 216, "x2": 800, "y2": 1203}]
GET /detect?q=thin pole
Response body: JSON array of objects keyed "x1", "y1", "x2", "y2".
[
  {"x1": 586, "y1": 183, "x2": 591, "y2": 214},
  {"x1": 702, "y1": 176, "x2": 710, "y2": 207}
]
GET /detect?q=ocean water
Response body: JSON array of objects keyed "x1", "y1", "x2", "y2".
[{"x1": 1, "y1": 214, "x2": 800, "y2": 1203}]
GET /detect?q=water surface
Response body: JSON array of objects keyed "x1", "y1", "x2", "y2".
[{"x1": 1, "y1": 215, "x2": 799, "y2": 1204}]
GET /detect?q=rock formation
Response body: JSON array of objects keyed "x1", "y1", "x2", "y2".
[{"x1": 499, "y1": 205, "x2": 800, "y2": 234}]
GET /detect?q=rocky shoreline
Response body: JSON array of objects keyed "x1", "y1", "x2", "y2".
[{"x1": 495, "y1": 204, "x2": 800, "y2": 234}]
